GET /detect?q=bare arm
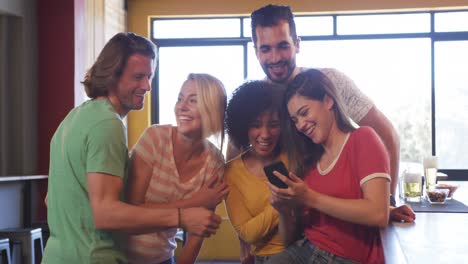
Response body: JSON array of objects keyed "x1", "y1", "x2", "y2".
[
  {"x1": 176, "y1": 233, "x2": 205, "y2": 264},
  {"x1": 306, "y1": 177, "x2": 389, "y2": 227},
  {"x1": 270, "y1": 172, "x2": 390, "y2": 228},
  {"x1": 87, "y1": 172, "x2": 221, "y2": 236},
  {"x1": 359, "y1": 106, "x2": 400, "y2": 196},
  {"x1": 270, "y1": 193, "x2": 301, "y2": 246},
  {"x1": 239, "y1": 238, "x2": 254, "y2": 264}
]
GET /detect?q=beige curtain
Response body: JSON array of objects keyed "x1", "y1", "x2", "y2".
[
  {"x1": 0, "y1": 15, "x2": 18, "y2": 175},
  {"x1": 0, "y1": 13, "x2": 37, "y2": 176}
]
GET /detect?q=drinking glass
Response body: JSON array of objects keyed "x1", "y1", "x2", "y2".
[
  {"x1": 403, "y1": 170, "x2": 422, "y2": 202},
  {"x1": 423, "y1": 156, "x2": 438, "y2": 191}
]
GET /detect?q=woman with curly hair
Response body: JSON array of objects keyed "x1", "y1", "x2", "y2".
[{"x1": 224, "y1": 80, "x2": 294, "y2": 264}]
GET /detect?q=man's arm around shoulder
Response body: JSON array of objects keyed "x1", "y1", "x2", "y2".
[{"x1": 87, "y1": 172, "x2": 221, "y2": 236}]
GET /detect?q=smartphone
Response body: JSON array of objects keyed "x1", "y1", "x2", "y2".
[{"x1": 263, "y1": 161, "x2": 290, "y2": 189}]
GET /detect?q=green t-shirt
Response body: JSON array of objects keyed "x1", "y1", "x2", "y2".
[{"x1": 43, "y1": 99, "x2": 128, "y2": 264}]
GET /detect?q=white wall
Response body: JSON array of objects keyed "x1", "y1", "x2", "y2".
[{"x1": 78, "y1": 0, "x2": 126, "y2": 106}]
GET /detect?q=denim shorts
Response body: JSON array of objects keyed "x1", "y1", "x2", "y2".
[{"x1": 255, "y1": 238, "x2": 358, "y2": 264}]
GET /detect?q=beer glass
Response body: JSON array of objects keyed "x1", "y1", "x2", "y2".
[
  {"x1": 423, "y1": 156, "x2": 438, "y2": 191},
  {"x1": 403, "y1": 170, "x2": 422, "y2": 202}
]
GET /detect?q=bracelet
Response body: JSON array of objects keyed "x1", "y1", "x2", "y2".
[{"x1": 177, "y1": 208, "x2": 181, "y2": 228}]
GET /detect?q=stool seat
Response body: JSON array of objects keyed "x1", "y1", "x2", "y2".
[
  {"x1": 0, "y1": 228, "x2": 43, "y2": 264},
  {"x1": 0, "y1": 238, "x2": 11, "y2": 264}
]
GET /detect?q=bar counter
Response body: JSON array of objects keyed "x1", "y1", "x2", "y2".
[{"x1": 381, "y1": 182, "x2": 468, "y2": 263}]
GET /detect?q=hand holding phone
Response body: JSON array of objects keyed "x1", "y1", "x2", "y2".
[{"x1": 263, "y1": 161, "x2": 290, "y2": 189}]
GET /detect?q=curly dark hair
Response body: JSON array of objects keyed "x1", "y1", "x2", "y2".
[{"x1": 226, "y1": 80, "x2": 283, "y2": 150}]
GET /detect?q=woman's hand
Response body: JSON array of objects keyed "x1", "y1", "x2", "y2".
[
  {"x1": 239, "y1": 238, "x2": 254, "y2": 264},
  {"x1": 267, "y1": 170, "x2": 313, "y2": 207},
  {"x1": 389, "y1": 204, "x2": 416, "y2": 222},
  {"x1": 270, "y1": 189, "x2": 293, "y2": 214},
  {"x1": 268, "y1": 172, "x2": 304, "y2": 246},
  {"x1": 191, "y1": 176, "x2": 229, "y2": 210}
]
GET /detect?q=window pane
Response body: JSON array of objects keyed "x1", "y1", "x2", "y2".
[
  {"x1": 153, "y1": 18, "x2": 241, "y2": 38},
  {"x1": 435, "y1": 11, "x2": 468, "y2": 32},
  {"x1": 243, "y1": 18, "x2": 251, "y2": 38},
  {"x1": 158, "y1": 46, "x2": 244, "y2": 125},
  {"x1": 298, "y1": 39, "x2": 432, "y2": 163},
  {"x1": 296, "y1": 16, "x2": 334, "y2": 36},
  {"x1": 338, "y1": 13, "x2": 430, "y2": 34},
  {"x1": 435, "y1": 41, "x2": 468, "y2": 169},
  {"x1": 246, "y1": 42, "x2": 264, "y2": 80},
  {"x1": 243, "y1": 16, "x2": 333, "y2": 38}
]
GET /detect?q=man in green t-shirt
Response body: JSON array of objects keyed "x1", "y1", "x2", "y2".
[{"x1": 43, "y1": 32, "x2": 222, "y2": 264}]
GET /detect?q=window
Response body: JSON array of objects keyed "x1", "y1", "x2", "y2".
[
  {"x1": 435, "y1": 11, "x2": 468, "y2": 32},
  {"x1": 337, "y1": 13, "x2": 430, "y2": 34},
  {"x1": 151, "y1": 10, "x2": 468, "y2": 180},
  {"x1": 153, "y1": 18, "x2": 241, "y2": 38},
  {"x1": 434, "y1": 40, "x2": 468, "y2": 171},
  {"x1": 298, "y1": 38, "x2": 432, "y2": 164},
  {"x1": 243, "y1": 16, "x2": 334, "y2": 37}
]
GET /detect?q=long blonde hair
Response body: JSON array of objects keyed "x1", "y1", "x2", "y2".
[{"x1": 187, "y1": 73, "x2": 227, "y2": 150}]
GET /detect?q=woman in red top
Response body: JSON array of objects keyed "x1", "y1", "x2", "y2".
[{"x1": 269, "y1": 69, "x2": 390, "y2": 263}]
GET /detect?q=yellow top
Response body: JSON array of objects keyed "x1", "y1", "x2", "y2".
[{"x1": 224, "y1": 152, "x2": 288, "y2": 256}]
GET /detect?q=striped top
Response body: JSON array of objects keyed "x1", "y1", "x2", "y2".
[{"x1": 126, "y1": 125, "x2": 225, "y2": 263}]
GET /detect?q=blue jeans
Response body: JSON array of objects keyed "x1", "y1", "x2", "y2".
[
  {"x1": 160, "y1": 257, "x2": 175, "y2": 264},
  {"x1": 254, "y1": 250, "x2": 298, "y2": 264},
  {"x1": 255, "y1": 238, "x2": 358, "y2": 264}
]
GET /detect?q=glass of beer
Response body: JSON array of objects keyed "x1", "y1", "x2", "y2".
[
  {"x1": 403, "y1": 170, "x2": 422, "y2": 202},
  {"x1": 423, "y1": 156, "x2": 438, "y2": 191}
]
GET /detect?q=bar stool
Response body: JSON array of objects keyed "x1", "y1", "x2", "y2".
[
  {"x1": 0, "y1": 238, "x2": 11, "y2": 264},
  {"x1": 0, "y1": 228, "x2": 43, "y2": 264}
]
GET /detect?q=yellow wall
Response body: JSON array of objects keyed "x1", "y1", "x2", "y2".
[{"x1": 126, "y1": 0, "x2": 468, "y2": 148}]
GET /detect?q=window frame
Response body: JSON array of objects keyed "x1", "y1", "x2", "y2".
[{"x1": 150, "y1": 10, "x2": 468, "y2": 180}]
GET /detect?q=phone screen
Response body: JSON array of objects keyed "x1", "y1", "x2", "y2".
[{"x1": 263, "y1": 161, "x2": 289, "y2": 189}]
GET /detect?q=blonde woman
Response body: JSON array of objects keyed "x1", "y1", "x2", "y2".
[{"x1": 125, "y1": 73, "x2": 229, "y2": 264}]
